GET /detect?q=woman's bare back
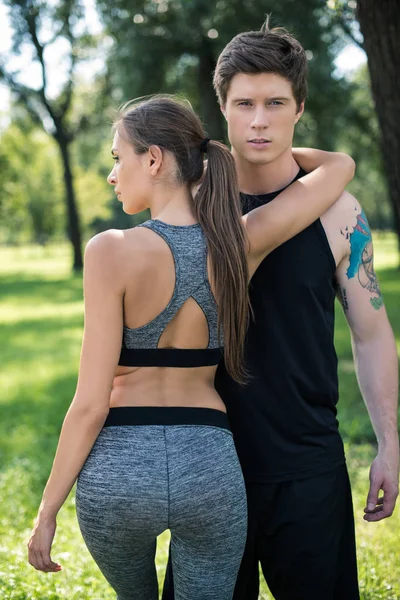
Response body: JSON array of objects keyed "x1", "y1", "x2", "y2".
[{"x1": 109, "y1": 222, "x2": 225, "y2": 411}]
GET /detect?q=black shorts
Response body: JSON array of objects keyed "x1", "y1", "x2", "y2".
[
  {"x1": 234, "y1": 463, "x2": 360, "y2": 600},
  {"x1": 162, "y1": 463, "x2": 360, "y2": 600}
]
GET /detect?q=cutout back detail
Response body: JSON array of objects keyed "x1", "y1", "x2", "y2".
[{"x1": 120, "y1": 219, "x2": 223, "y2": 367}]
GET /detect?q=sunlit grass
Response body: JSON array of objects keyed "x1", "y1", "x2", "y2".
[
  {"x1": 373, "y1": 232, "x2": 399, "y2": 270},
  {"x1": 0, "y1": 238, "x2": 399, "y2": 599}
]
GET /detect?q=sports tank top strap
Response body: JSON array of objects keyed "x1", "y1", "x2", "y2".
[
  {"x1": 140, "y1": 218, "x2": 208, "y2": 301},
  {"x1": 120, "y1": 219, "x2": 223, "y2": 368}
]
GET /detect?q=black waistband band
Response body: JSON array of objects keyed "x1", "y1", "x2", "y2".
[
  {"x1": 104, "y1": 406, "x2": 230, "y2": 430},
  {"x1": 118, "y1": 347, "x2": 223, "y2": 368}
]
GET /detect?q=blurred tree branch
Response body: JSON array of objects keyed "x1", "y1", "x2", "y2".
[
  {"x1": 328, "y1": 1, "x2": 364, "y2": 49},
  {"x1": 0, "y1": 0, "x2": 108, "y2": 270}
]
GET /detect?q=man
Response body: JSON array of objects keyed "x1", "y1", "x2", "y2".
[{"x1": 163, "y1": 20, "x2": 399, "y2": 600}]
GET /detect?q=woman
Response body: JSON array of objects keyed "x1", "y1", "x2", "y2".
[{"x1": 28, "y1": 96, "x2": 355, "y2": 599}]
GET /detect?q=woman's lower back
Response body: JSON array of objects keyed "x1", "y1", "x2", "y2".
[{"x1": 110, "y1": 365, "x2": 226, "y2": 412}]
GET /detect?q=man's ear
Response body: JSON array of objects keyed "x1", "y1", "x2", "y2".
[
  {"x1": 294, "y1": 101, "x2": 305, "y2": 124},
  {"x1": 220, "y1": 105, "x2": 227, "y2": 121}
]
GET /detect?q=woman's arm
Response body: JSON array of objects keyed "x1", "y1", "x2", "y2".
[
  {"x1": 243, "y1": 149, "x2": 355, "y2": 268},
  {"x1": 28, "y1": 230, "x2": 125, "y2": 572}
]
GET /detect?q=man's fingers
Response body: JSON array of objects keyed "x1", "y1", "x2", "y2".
[
  {"x1": 382, "y1": 488, "x2": 398, "y2": 517},
  {"x1": 363, "y1": 496, "x2": 384, "y2": 512},
  {"x1": 364, "y1": 490, "x2": 397, "y2": 522},
  {"x1": 364, "y1": 509, "x2": 389, "y2": 522},
  {"x1": 367, "y1": 505, "x2": 384, "y2": 514},
  {"x1": 365, "y1": 478, "x2": 382, "y2": 512}
]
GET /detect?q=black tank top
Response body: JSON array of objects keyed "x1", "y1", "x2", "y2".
[{"x1": 215, "y1": 170, "x2": 345, "y2": 483}]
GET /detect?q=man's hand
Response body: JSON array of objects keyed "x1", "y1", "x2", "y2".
[{"x1": 364, "y1": 450, "x2": 399, "y2": 522}]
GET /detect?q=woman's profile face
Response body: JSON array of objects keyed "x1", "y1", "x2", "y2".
[{"x1": 107, "y1": 130, "x2": 151, "y2": 214}]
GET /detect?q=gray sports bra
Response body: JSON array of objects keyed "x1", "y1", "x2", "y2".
[{"x1": 118, "y1": 219, "x2": 223, "y2": 368}]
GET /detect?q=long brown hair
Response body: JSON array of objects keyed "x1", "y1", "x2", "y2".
[{"x1": 115, "y1": 95, "x2": 249, "y2": 383}]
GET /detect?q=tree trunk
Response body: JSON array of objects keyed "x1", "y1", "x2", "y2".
[
  {"x1": 198, "y1": 38, "x2": 226, "y2": 142},
  {"x1": 357, "y1": 0, "x2": 400, "y2": 264},
  {"x1": 56, "y1": 133, "x2": 83, "y2": 271}
]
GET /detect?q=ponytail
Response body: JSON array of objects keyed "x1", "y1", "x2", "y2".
[
  {"x1": 194, "y1": 140, "x2": 250, "y2": 384},
  {"x1": 116, "y1": 96, "x2": 250, "y2": 383}
]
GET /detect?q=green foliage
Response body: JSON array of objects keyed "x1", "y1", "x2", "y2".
[
  {"x1": 336, "y1": 66, "x2": 393, "y2": 230},
  {"x1": 97, "y1": 0, "x2": 353, "y2": 146},
  {"x1": 0, "y1": 122, "x2": 64, "y2": 244},
  {"x1": 0, "y1": 237, "x2": 399, "y2": 599},
  {"x1": 0, "y1": 0, "x2": 116, "y2": 268},
  {"x1": 1, "y1": 0, "x2": 104, "y2": 137},
  {"x1": 1, "y1": 0, "x2": 396, "y2": 245},
  {"x1": 73, "y1": 155, "x2": 113, "y2": 233},
  {"x1": 95, "y1": 0, "x2": 395, "y2": 233},
  {"x1": 0, "y1": 118, "x2": 117, "y2": 244}
]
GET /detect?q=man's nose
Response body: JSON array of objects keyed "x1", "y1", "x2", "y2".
[{"x1": 251, "y1": 108, "x2": 269, "y2": 129}]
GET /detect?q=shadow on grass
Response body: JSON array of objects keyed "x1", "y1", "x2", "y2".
[
  {"x1": 1, "y1": 273, "x2": 84, "y2": 478},
  {"x1": 0, "y1": 313, "x2": 84, "y2": 368},
  {"x1": 0, "y1": 273, "x2": 83, "y2": 304},
  {"x1": 0, "y1": 371, "x2": 77, "y2": 472}
]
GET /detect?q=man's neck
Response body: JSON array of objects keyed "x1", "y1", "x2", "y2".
[{"x1": 234, "y1": 148, "x2": 300, "y2": 195}]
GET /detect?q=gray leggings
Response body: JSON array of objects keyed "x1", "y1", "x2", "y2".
[{"x1": 76, "y1": 407, "x2": 247, "y2": 600}]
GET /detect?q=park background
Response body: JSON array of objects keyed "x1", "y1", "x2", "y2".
[{"x1": 0, "y1": 0, "x2": 399, "y2": 598}]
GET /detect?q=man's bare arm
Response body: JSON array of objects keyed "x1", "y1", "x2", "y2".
[{"x1": 335, "y1": 195, "x2": 399, "y2": 521}]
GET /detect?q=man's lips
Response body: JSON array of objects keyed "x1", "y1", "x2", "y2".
[
  {"x1": 248, "y1": 138, "x2": 272, "y2": 148},
  {"x1": 248, "y1": 138, "x2": 272, "y2": 144}
]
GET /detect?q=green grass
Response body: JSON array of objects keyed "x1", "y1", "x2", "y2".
[{"x1": 0, "y1": 237, "x2": 399, "y2": 600}]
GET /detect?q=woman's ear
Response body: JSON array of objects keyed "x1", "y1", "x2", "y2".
[{"x1": 147, "y1": 145, "x2": 163, "y2": 175}]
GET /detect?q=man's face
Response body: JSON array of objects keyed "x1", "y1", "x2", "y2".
[{"x1": 223, "y1": 72, "x2": 304, "y2": 165}]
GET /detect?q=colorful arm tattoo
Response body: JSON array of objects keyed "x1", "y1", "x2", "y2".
[{"x1": 341, "y1": 208, "x2": 383, "y2": 310}]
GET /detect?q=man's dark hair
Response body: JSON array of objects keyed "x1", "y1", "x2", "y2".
[{"x1": 213, "y1": 17, "x2": 308, "y2": 111}]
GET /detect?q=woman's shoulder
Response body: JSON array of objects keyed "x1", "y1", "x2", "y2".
[
  {"x1": 84, "y1": 226, "x2": 169, "y2": 274},
  {"x1": 84, "y1": 229, "x2": 126, "y2": 265}
]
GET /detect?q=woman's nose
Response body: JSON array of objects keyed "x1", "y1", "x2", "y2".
[{"x1": 107, "y1": 171, "x2": 117, "y2": 185}]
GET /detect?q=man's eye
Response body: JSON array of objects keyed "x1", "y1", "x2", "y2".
[
  {"x1": 238, "y1": 101, "x2": 252, "y2": 106},
  {"x1": 270, "y1": 101, "x2": 283, "y2": 106}
]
